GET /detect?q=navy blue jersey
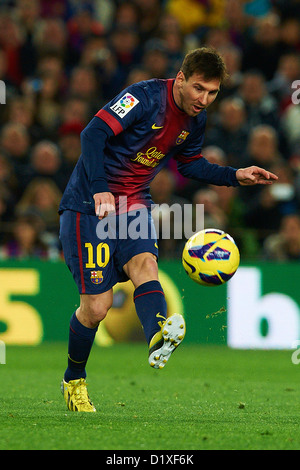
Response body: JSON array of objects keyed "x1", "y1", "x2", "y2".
[{"x1": 59, "y1": 78, "x2": 239, "y2": 215}]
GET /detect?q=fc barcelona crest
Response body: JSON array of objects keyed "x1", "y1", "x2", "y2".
[
  {"x1": 90, "y1": 270, "x2": 103, "y2": 284},
  {"x1": 176, "y1": 130, "x2": 190, "y2": 145}
]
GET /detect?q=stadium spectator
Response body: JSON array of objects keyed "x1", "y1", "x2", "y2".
[
  {"x1": 0, "y1": 122, "x2": 31, "y2": 196},
  {"x1": 142, "y1": 40, "x2": 170, "y2": 79},
  {"x1": 109, "y1": 25, "x2": 142, "y2": 87},
  {"x1": 34, "y1": 51, "x2": 67, "y2": 95},
  {"x1": 243, "y1": 0, "x2": 272, "y2": 18},
  {"x1": 0, "y1": 213, "x2": 54, "y2": 260},
  {"x1": 268, "y1": 53, "x2": 300, "y2": 112},
  {"x1": 66, "y1": 3, "x2": 104, "y2": 59},
  {"x1": 0, "y1": 9, "x2": 24, "y2": 86},
  {"x1": 112, "y1": 1, "x2": 141, "y2": 30},
  {"x1": 5, "y1": 95, "x2": 44, "y2": 144},
  {"x1": 241, "y1": 13, "x2": 283, "y2": 80},
  {"x1": 14, "y1": 0, "x2": 40, "y2": 79},
  {"x1": 193, "y1": 187, "x2": 228, "y2": 231},
  {"x1": 263, "y1": 213, "x2": 300, "y2": 261},
  {"x1": 68, "y1": 65, "x2": 99, "y2": 108},
  {"x1": 0, "y1": 186, "x2": 15, "y2": 244},
  {"x1": 125, "y1": 67, "x2": 152, "y2": 87},
  {"x1": 0, "y1": 46, "x2": 17, "y2": 123},
  {"x1": 59, "y1": 96, "x2": 90, "y2": 128},
  {"x1": 134, "y1": 0, "x2": 162, "y2": 42},
  {"x1": 204, "y1": 27, "x2": 232, "y2": 52},
  {"x1": 80, "y1": 34, "x2": 127, "y2": 102},
  {"x1": 15, "y1": 177, "x2": 62, "y2": 235},
  {"x1": 0, "y1": 151, "x2": 20, "y2": 200},
  {"x1": 244, "y1": 185, "x2": 284, "y2": 245},
  {"x1": 154, "y1": 16, "x2": 185, "y2": 78},
  {"x1": 244, "y1": 160, "x2": 298, "y2": 246},
  {"x1": 244, "y1": 124, "x2": 283, "y2": 168},
  {"x1": 237, "y1": 70, "x2": 280, "y2": 131},
  {"x1": 203, "y1": 146, "x2": 246, "y2": 228},
  {"x1": 217, "y1": 44, "x2": 243, "y2": 99},
  {"x1": 281, "y1": 103, "x2": 300, "y2": 160},
  {"x1": 58, "y1": 120, "x2": 84, "y2": 177},
  {"x1": 166, "y1": 0, "x2": 225, "y2": 35},
  {"x1": 240, "y1": 124, "x2": 285, "y2": 204},
  {"x1": 205, "y1": 96, "x2": 248, "y2": 167},
  {"x1": 28, "y1": 74, "x2": 62, "y2": 135},
  {"x1": 269, "y1": 160, "x2": 299, "y2": 215},
  {"x1": 279, "y1": 17, "x2": 300, "y2": 54},
  {"x1": 28, "y1": 140, "x2": 68, "y2": 192},
  {"x1": 33, "y1": 17, "x2": 69, "y2": 61}
]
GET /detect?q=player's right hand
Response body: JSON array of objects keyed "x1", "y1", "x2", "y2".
[{"x1": 93, "y1": 192, "x2": 116, "y2": 219}]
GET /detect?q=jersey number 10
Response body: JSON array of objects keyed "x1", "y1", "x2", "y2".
[{"x1": 85, "y1": 242, "x2": 110, "y2": 268}]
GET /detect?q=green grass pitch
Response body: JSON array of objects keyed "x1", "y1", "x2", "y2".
[{"x1": 0, "y1": 342, "x2": 299, "y2": 450}]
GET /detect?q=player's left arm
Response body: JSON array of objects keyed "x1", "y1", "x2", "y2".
[
  {"x1": 176, "y1": 112, "x2": 278, "y2": 187},
  {"x1": 176, "y1": 154, "x2": 240, "y2": 186},
  {"x1": 176, "y1": 156, "x2": 278, "y2": 187},
  {"x1": 176, "y1": 116, "x2": 241, "y2": 187}
]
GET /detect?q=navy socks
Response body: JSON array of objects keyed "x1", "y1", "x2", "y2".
[
  {"x1": 134, "y1": 280, "x2": 167, "y2": 344},
  {"x1": 64, "y1": 280, "x2": 167, "y2": 381},
  {"x1": 64, "y1": 312, "x2": 98, "y2": 382}
]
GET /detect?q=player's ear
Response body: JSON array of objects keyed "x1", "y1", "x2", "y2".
[{"x1": 176, "y1": 70, "x2": 185, "y2": 87}]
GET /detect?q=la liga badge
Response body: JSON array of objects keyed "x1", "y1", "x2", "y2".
[{"x1": 110, "y1": 93, "x2": 139, "y2": 118}]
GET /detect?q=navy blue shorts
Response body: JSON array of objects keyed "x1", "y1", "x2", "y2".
[{"x1": 59, "y1": 209, "x2": 158, "y2": 294}]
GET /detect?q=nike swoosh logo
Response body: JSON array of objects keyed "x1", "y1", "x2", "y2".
[
  {"x1": 152, "y1": 123, "x2": 163, "y2": 130},
  {"x1": 156, "y1": 312, "x2": 166, "y2": 320},
  {"x1": 156, "y1": 312, "x2": 167, "y2": 328}
]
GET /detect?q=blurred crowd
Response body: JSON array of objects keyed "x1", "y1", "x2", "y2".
[{"x1": 0, "y1": 0, "x2": 300, "y2": 261}]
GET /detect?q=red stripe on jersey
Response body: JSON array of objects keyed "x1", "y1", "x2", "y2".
[
  {"x1": 76, "y1": 212, "x2": 85, "y2": 294},
  {"x1": 175, "y1": 153, "x2": 203, "y2": 163},
  {"x1": 95, "y1": 109, "x2": 123, "y2": 135}
]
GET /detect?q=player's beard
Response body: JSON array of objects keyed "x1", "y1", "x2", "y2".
[
  {"x1": 177, "y1": 88, "x2": 205, "y2": 116},
  {"x1": 185, "y1": 101, "x2": 205, "y2": 117}
]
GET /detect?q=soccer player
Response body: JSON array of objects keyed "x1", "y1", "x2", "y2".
[{"x1": 59, "y1": 47, "x2": 278, "y2": 412}]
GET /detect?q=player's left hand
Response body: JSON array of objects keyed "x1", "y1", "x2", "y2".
[{"x1": 236, "y1": 166, "x2": 278, "y2": 186}]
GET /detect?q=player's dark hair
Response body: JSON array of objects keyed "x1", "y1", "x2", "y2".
[{"x1": 180, "y1": 47, "x2": 228, "y2": 83}]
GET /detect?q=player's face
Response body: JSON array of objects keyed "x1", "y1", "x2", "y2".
[{"x1": 174, "y1": 71, "x2": 220, "y2": 117}]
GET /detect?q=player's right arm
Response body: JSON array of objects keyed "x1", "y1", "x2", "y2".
[
  {"x1": 81, "y1": 82, "x2": 151, "y2": 217},
  {"x1": 80, "y1": 116, "x2": 116, "y2": 217}
]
